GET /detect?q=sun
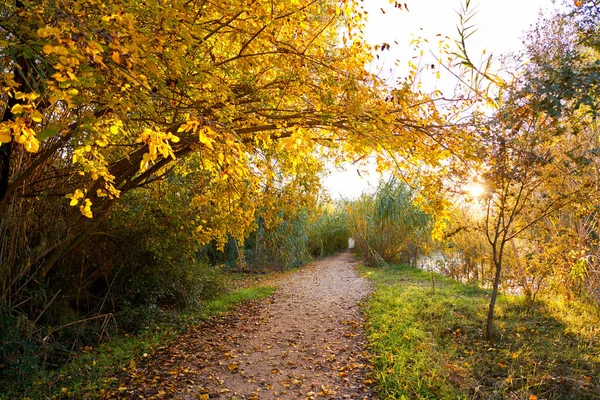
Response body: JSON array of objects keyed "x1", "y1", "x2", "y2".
[{"x1": 465, "y1": 182, "x2": 485, "y2": 198}]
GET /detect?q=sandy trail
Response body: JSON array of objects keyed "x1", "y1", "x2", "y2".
[{"x1": 112, "y1": 252, "x2": 374, "y2": 400}]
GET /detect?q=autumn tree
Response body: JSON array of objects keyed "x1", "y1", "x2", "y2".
[
  {"x1": 435, "y1": 0, "x2": 600, "y2": 339},
  {"x1": 518, "y1": 4, "x2": 600, "y2": 302},
  {"x1": 0, "y1": 0, "x2": 454, "y2": 299}
]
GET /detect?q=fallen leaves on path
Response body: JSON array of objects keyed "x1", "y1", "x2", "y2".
[{"x1": 108, "y1": 253, "x2": 374, "y2": 399}]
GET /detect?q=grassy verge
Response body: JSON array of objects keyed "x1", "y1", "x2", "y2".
[
  {"x1": 361, "y1": 264, "x2": 600, "y2": 400},
  {"x1": 3, "y1": 284, "x2": 275, "y2": 399}
]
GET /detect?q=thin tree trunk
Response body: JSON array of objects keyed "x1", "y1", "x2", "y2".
[
  {"x1": 234, "y1": 237, "x2": 246, "y2": 271},
  {"x1": 486, "y1": 255, "x2": 502, "y2": 340}
]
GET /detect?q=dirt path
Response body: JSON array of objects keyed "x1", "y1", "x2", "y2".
[{"x1": 111, "y1": 252, "x2": 374, "y2": 399}]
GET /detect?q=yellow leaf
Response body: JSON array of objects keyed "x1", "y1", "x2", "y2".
[
  {"x1": 10, "y1": 104, "x2": 24, "y2": 114},
  {"x1": 52, "y1": 46, "x2": 69, "y2": 56},
  {"x1": 199, "y1": 128, "x2": 214, "y2": 149},
  {"x1": 30, "y1": 110, "x2": 43, "y2": 123},
  {"x1": 52, "y1": 73, "x2": 68, "y2": 83},
  {"x1": 0, "y1": 124, "x2": 11, "y2": 143},
  {"x1": 140, "y1": 153, "x2": 152, "y2": 170},
  {"x1": 227, "y1": 363, "x2": 239, "y2": 372},
  {"x1": 37, "y1": 26, "x2": 60, "y2": 38},
  {"x1": 79, "y1": 199, "x2": 93, "y2": 218},
  {"x1": 42, "y1": 44, "x2": 54, "y2": 54},
  {"x1": 112, "y1": 51, "x2": 121, "y2": 64}
]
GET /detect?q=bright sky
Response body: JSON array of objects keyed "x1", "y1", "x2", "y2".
[{"x1": 323, "y1": 0, "x2": 557, "y2": 199}]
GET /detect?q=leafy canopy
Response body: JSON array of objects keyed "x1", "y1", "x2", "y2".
[{"x1": 0, "y1": 0, "x2": 454, "y2": 252}]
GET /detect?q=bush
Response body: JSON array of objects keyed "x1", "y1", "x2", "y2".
[
  {"x1": 0, "y1": 307, "x2": 40, "y2": 393},
  {"x1": 0, "y1": 175, "x2": 226, "y2": 388},
  {"x1": 104, "y1": 185, "x2": 226, "y2": 315}
]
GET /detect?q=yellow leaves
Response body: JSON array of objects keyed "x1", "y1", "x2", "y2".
[
  {"x1": 574, "y1": 0, "x2": 583, "y2": 7},
  {"x1": 2, "y1": 96, "x2": 48, "y2": 150},
  {"x1": 66, "y1": 189, "x2": 85, "y2": 206},
  {"x1": 65, "y1": 190, "x2": 95, "y2": 218},
  {"x1": 70, "y1": 140, "x2": 120, "y2": 209},
  {"x1": 177, "y1": 121, "x2": 196, "y2": 134},
  {"x1": 137, "y1": 128, "x2": 180, "y2": 171},
  {"x1": 318, "y1": 385, "x2": 334, "y2": 396},
  {"x1": 14, "y1": 92, "x2": 39, "y2": 101},
  {"x1": 177, "y1": 119, "x2": 215, "y2": 149},
  {"x1": 0, "y1": 123, "x2": 12, "y2": 143},
  {"x1": 19, "y1": 128, "x2": 40, "y2": 153},
  {"x1": 2, "y1": 73, "x2": 18, "y2": 90},
  {"x1": 42, "y1": 45, "x2": 69, "y2": 56},
  {"x1": 37, "y1": 25, "x2": 62, "y2": 38},
  {"x1": 51, "y1": 72, "x2": 69, "y2": 83},
  {"x1": 12, "y1": 124, "x2": 40, "y2": 153},
  {"x1": 0, "y1": 0, "x2": 441, "y2": 246}
]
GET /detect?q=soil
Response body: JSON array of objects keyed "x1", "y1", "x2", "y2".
[{"x1": 110, "y1": 252, "x2": 375, "y2": 399}]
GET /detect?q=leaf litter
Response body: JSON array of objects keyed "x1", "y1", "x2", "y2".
[{"x1": 108, "y1": 252, "x2": 375, "y2": 399}]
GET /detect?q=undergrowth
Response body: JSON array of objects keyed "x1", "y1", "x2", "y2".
[
  {"x1": 1, "y1": 284, "x2": 275, "y2": 399},
  {"x1": 361, "y1": 264, "x2": 600, "y2": 400}
]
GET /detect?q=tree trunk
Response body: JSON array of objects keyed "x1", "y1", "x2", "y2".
[{"x1": 486, "y1": 256, "x2": 503, "y2": 340}]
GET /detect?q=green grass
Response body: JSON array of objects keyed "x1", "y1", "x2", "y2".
[
  {"x1": 3, "y1": 285, "x2": 275, "y2": 399},
  {"x1": 361, "y1": 264, "x2": 600, "y2": 400}
]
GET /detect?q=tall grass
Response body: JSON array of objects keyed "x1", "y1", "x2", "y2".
[
  {"x1": 348, "y1": 178, "x2": 431, "y2": 266},
  {"x1": 306, "y1": 204, "x2": 349, "y2": 257}
]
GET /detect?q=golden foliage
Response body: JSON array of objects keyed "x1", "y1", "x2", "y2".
[{"x1": 0, "y1": 0, "x2": 457, "y2": 254}]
